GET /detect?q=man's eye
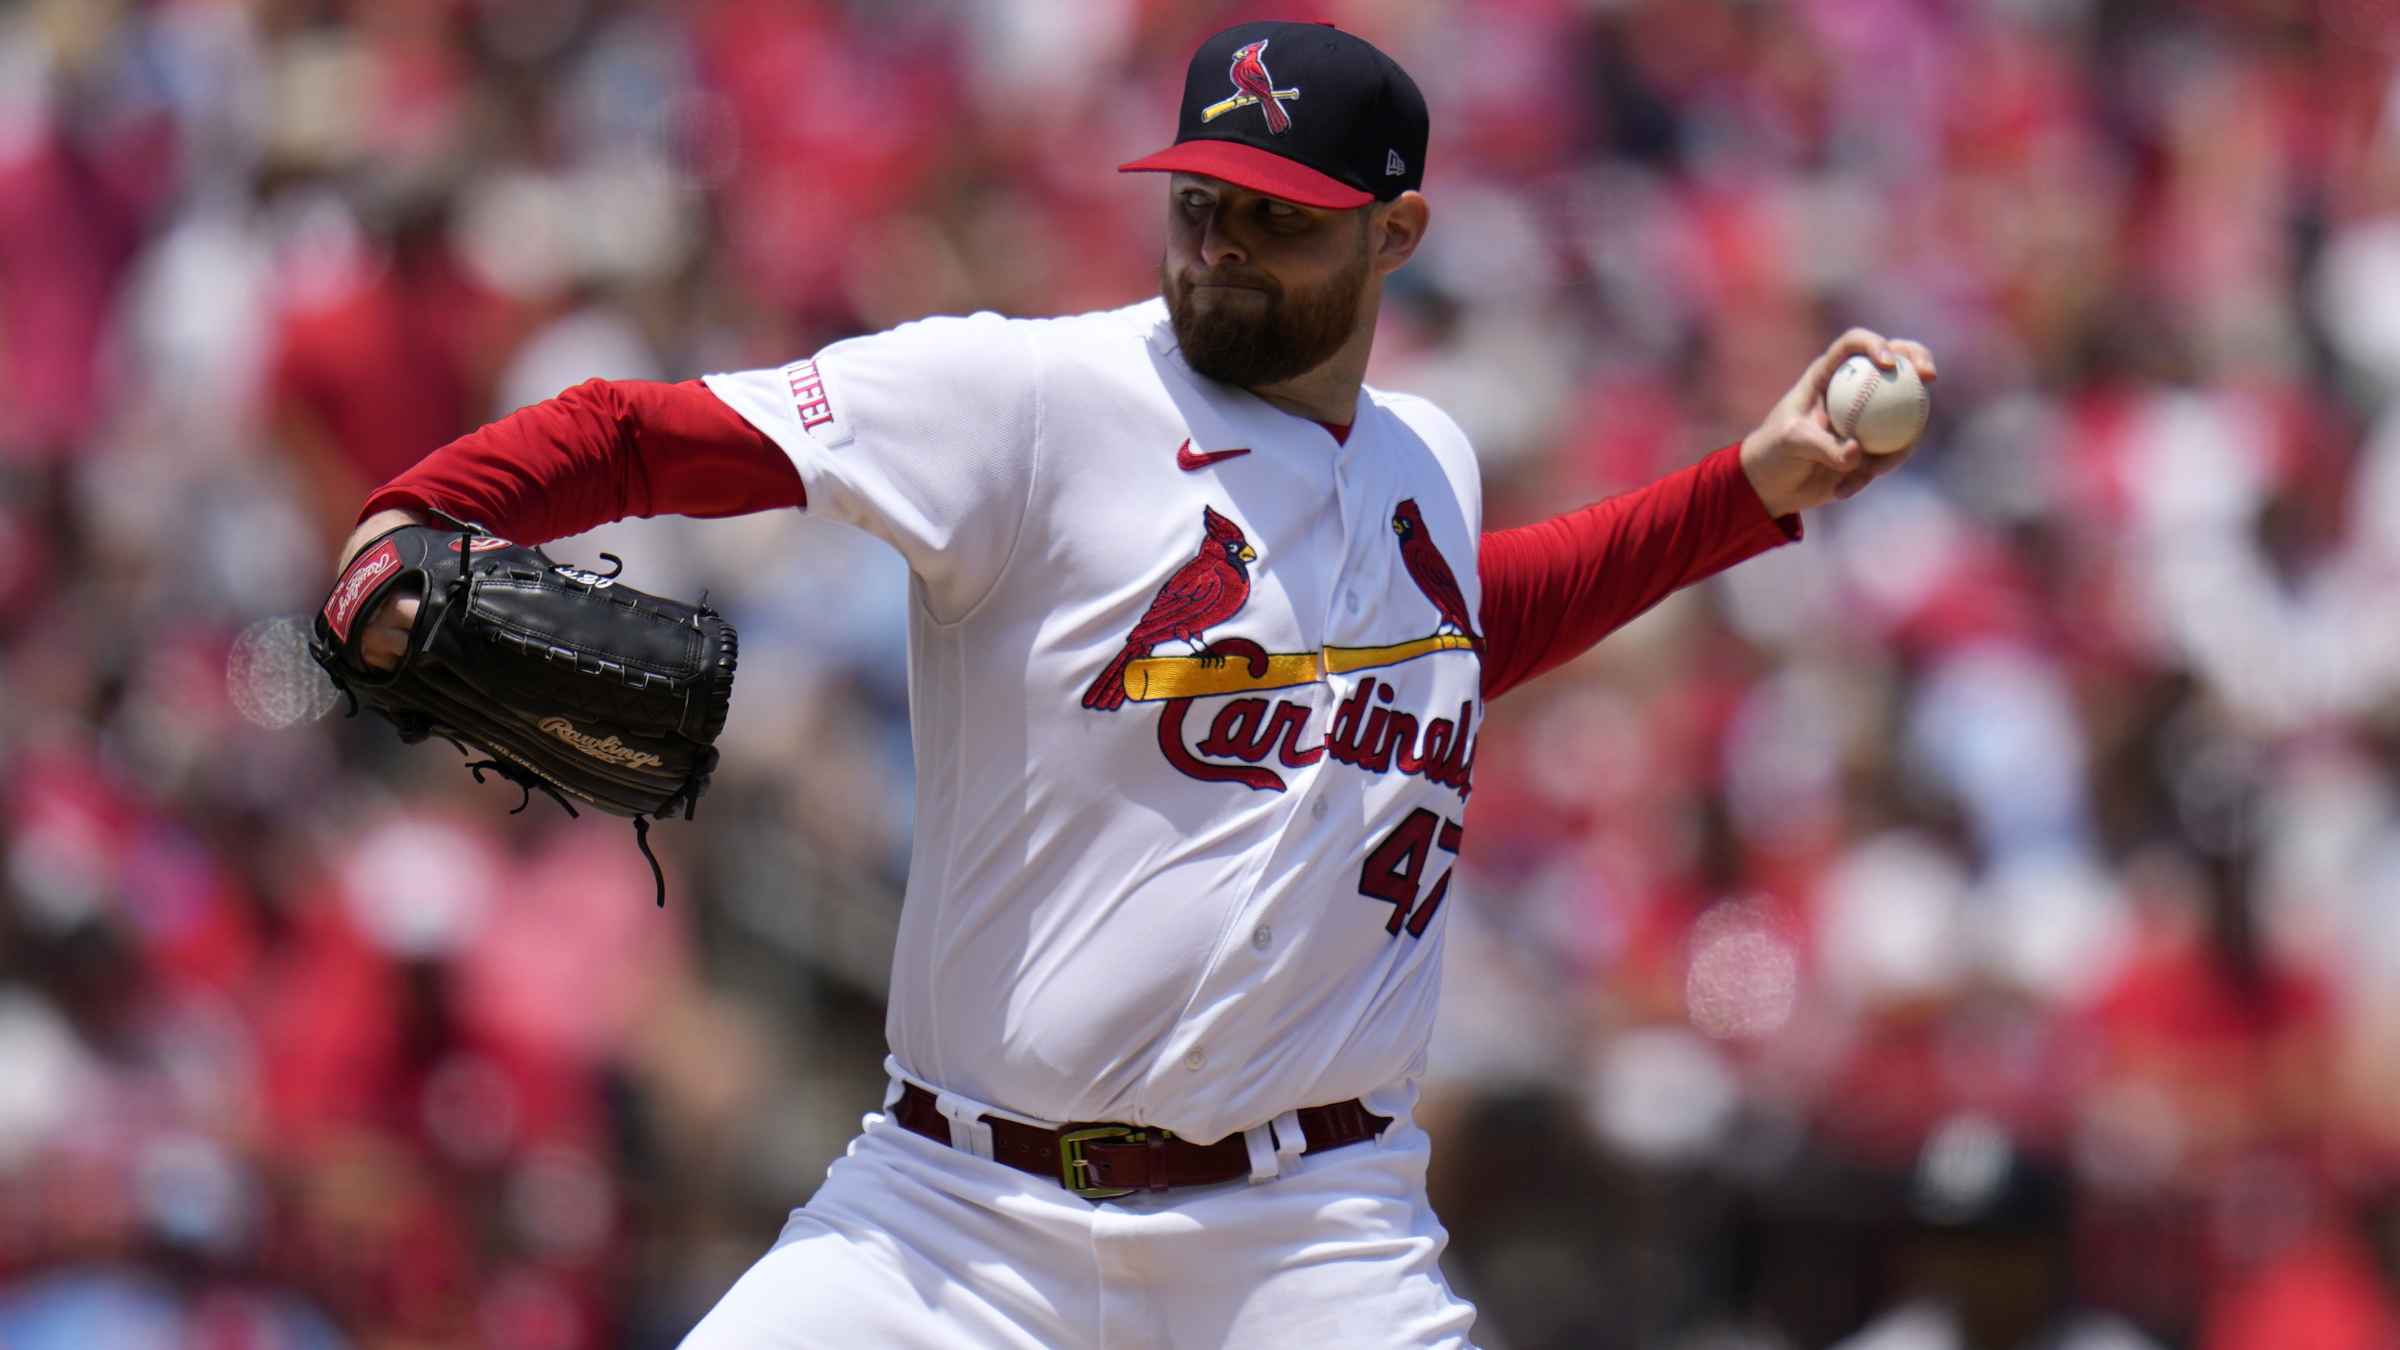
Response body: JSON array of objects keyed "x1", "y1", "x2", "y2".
[{"x1": 1180, "y1": 192, "x2": 1212, "y2": 210}]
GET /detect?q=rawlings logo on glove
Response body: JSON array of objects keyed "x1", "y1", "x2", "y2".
[
  {"x1": 312, "y1": 520, "x2": 738, "y2": 905},
  {"x1": 540, "y1": 717, "x2": 667, "y2": 770},
  {"x1": 323, "y1": 540, "x2": 402, "y2": 642}
]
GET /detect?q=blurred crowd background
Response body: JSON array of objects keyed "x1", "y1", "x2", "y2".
[{"x1": 2, "y1": 0, "x2": 2398, "y2": 1346}]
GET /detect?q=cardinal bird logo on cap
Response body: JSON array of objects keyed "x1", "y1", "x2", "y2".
[{"x1": 1202, "y1": 39, "x2": 1299, "y2": 134}]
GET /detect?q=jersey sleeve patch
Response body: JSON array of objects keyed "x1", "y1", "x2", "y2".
[
  {"x1": 698, "y1": 311, "x2": 1041, "y2": 624},
  {"x1": 779, "y1": 357, "x2": 853, "y2": 448}
]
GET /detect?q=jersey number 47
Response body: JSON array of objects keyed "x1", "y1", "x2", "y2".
[{"x1": 1357, "y1": 808, "x2": 1463, "y2": 939}]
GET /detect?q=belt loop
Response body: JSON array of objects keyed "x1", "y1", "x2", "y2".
[
  {"x1": 1145, "y1": 1132, "x2": 1171, "y2": 1193},
  {"x1": 935, "y1": 1091, "x2": 995, "y2": 1160},
  {"x1": 1243, "y1": 1121, "x2": 1280, "y2": 1184},
  {"x1": 1271, "y1": 1110, "x2": 1306, "y2": 1169}
]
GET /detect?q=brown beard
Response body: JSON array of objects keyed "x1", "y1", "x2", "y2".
[{"x1": 1161, "y1": 243, "x2": 1370, "y2": 389}]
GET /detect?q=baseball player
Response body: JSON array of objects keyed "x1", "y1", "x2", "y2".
[{"x1": 332, "y1": 21, "x2": 1935, "y2": 1349}]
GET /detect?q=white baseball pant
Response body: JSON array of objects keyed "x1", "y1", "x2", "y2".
[{"x1": 679, "y1": 1075, "x2": 1479, "y2": 1348}]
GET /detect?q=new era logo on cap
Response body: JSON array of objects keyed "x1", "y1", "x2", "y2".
[{"x1": 1119, "y1": 21, "x2": 1428, "y2": 211}]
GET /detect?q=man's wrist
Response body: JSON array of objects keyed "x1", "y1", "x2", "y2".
[
  {"x1": 337, "y1": 508, "x2": 432, "y2": 574},
  {"x1": 1733, "y1": 435, "x2": 1790, "y2": 522}
]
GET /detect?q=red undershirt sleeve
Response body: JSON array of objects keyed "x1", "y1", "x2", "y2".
[
  {"x1": 1476, "y1": 444, "x2": 1800, "y2": 702},
  {"x1": 358, "y1": 377, "x2": 804, "y2": 544}
]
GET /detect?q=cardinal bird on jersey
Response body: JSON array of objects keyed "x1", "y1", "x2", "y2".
[
  {"x1": 1082, "y1": 507, "x2": 1259, "y2": 711},
  {"x1": 1228, "y1": 40, "x2": 1293, "y2": 135},
  {"x1": 1392, "y1": 498, "x2": 1481, "y2": 650}
]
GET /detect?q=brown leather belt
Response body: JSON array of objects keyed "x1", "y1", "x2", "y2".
[{"x1": 892, "y1": 1081, "x2": 1390, "y2": 1199}]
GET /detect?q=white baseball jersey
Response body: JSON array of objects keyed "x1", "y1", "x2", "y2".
[{"x1": 704, "y1": 298, "x2": 1484, "y2": 1146}]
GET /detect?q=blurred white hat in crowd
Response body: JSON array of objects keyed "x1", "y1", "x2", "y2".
[
  {"x1": 2313, "y1": 217, "x2": 2400, "y2": 395},
  {"x1": 1585, "y1": 1025, "x2": 1739, "y2": 1166},
  {"x1": 1976, "y1": 849, "x2": 2128, "y2": 1002},
  {"x1": 1818, "y1": 831, "x2": 1972, "y2": 1005},
  {"x1": 0, "y1": 991, "x2": 100, "y2": 1171}
]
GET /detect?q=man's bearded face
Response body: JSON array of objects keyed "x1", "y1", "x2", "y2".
[{"x1": 1161, "y1": 228, "x2": 1372, "y2": 389}]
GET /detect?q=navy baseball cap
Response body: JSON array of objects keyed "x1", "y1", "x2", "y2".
[{"x1": 1119, "y1": 21, "x2": 1428, "y2": 211}]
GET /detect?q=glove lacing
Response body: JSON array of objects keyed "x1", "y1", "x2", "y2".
[{"x1": 455, "y1": 750, "x2": 685, "y2": 909}]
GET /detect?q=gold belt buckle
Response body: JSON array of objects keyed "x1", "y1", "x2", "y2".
[{"x1": 1058, "y1": 1125, "x2": 1148, "y2": 1199}]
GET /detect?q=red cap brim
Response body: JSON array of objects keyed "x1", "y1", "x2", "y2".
[{"x1": 1118, "y1": 140, "x2": 1373, "y2": 210}]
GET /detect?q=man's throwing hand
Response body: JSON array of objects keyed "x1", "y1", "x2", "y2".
[{"x1": 1738, "y1": 329, "x2": 1938, "y2": 519}]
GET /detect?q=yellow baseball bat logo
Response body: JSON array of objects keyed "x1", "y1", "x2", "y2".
[
  {"x1": 1121, "y1": 633, "x2": 1475, "y2": 702},
  {"x1": 1200, "y1": 89, "x2": 1301, "y2": 124}
]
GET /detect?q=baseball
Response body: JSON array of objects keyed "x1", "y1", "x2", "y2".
[{"x1": 1825, "y1": 353, "x2": 1930, "y2": 456}]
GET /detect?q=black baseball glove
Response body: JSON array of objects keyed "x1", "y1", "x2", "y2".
[{"x1": 311, "y1": 517, "x2": 738, "y2": 905}]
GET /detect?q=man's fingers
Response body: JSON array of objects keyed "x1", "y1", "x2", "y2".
[
  {"x1": 1837, "y1": 445, "x2": 1916, "y2": 499},
  {"x1": 1835, "y1": 452, "x2": 1896, "y2": 498},
  {"x1": 1788, "y1": 419, "x2": 1860, "y2": 473},
  {"x1": 1864, "y1": 448, "x2": 1914, "y2": 485},
  {"x1": 1841, "y1": 326, "x2": 1899, "y2": 370},
  {"x1": 1889, "y1": 338, "x2": 1938, "y2": 383},
  {"x1": 359, "y1": 593, "x2": 422, "y2": 672},
  {"x1": 1801, "y1": 327, "x2": 1896, "y2": 404},
  {"x1": 368, "y1": 591, "x2": 421, "y2": 633}
]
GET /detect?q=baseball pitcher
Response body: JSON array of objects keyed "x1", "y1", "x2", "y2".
[{"x1": 318, "y1": 21, "x2": 1935, "y2": 1349}]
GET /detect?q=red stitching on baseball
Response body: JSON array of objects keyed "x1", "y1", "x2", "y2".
[{"x1": 1843, "y1": 369, "x2": 1879, "y2": 440}]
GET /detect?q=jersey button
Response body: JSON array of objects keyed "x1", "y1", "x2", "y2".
[
  {"x1": 1183, "y1": 1049, "x2": 1207, "y2": 1072},
  {"x1": 1251, "y1": 924, "x2": 1272, "y2": 951},
  {"x1": 1310, "y1": 798, "x2": 1328, "y2": 821},
  {"x1": 1345, "y1": 591, "x2": 1362, "y2": 614}
]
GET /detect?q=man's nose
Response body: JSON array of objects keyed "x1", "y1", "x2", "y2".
[{"x1": 1198, "y1": 206, "x2": 1247, "y2": 268}]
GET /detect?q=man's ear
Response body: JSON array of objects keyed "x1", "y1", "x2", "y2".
[{"x1": 1371, "y1": 191, "x2": 1429, "y2": 276}]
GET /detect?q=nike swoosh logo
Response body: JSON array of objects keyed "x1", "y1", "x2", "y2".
[{"x1": 1176, "y1": 439, "x2": 1253, "y2": 472}]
